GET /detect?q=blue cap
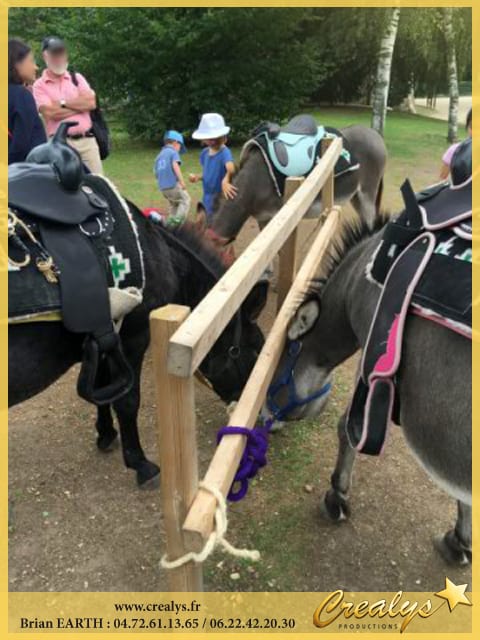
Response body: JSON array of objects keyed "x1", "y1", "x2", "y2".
[{"x1": 164, "y1": 130, "x2": 186, "y2": 153}]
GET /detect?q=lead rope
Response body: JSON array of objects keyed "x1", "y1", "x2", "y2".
[{"x1": 159, "y1": 481, "x2": 260, "y2": 570}]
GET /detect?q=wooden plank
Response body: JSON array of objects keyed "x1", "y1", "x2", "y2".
[
  {"x1": 150, "y1": 305, "x2": 203, "y2": 592},
  {"x1": 167, "y1": 137, "x2": 343, "y2": 378},
  {"x1": 182, "y1": 207, "x2": 341, "y2": 548},
  {"x1": 276, "y1": 177, "x2": 304, "y2": 312},
  {"x1": 321, "y1": 137, "x2": 335, "y2": 212}
]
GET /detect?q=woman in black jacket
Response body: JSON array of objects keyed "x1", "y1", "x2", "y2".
[{"x1": 8, "y1": 39, "x2": 47, "y2": 164}]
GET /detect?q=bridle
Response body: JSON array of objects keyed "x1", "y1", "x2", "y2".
[
  {"x1": 199, "y1": 311, "x2": 261, "y2": 401},
  {"x1": 267, "y1": 339, "x2": 331, "y2": 421}
]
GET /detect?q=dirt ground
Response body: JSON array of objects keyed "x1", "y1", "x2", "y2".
[{"x1": 9, "y1": 190, "x2": 471, "y2": 595}]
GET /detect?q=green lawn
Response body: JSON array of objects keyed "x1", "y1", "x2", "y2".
[{"x1": 104, "y1": 106, "x2": 450, "y2": 214}]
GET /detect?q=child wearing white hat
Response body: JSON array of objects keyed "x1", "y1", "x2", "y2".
[{"x1": 189, "y1": 113, "x2": 237, "y2": 222}]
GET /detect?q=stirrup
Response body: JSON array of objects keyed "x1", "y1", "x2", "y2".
[{"x1": 77, "y1": 332, "x2": 134, "y2": 405}]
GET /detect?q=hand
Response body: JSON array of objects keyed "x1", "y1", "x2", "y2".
[
  {"x1": 189, "y1": 173, "x2": 200, "y2": 183},
  {"x1": 222, "y1": 180, "x2": 238, "y2": 200},
  {"x1": 179, "y1": 182, "x2": 186, "y2": 190}
]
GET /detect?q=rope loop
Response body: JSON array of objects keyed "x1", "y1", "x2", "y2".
[{"x1": 217, "y1": 419, "x2": 274, "y2": 502}]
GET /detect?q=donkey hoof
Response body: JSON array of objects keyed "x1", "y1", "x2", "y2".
[
  {"x1": 96, "y1": 430, "x2": 119, "y2": 452},
  {"x1": 433, "y1": 533, "x2": 471, "y2": 566},
  {"x1": 323, "y1": 489, "x2": 350, "y2": 522},
  {"x1": 137, "y1": 461, "x2": 160, "y2": 489}
]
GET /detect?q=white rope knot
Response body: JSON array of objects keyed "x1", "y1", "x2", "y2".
[{"x1": 160, "y1": 481, "x2": 260, "y2": 570}]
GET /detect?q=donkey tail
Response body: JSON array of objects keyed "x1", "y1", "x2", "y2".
[{"x1": 375, "y1": 178, "x2": 384, "y2": 216}]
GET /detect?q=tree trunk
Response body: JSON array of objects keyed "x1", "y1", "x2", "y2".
[
  {"x1": 401, "y1": 73, "x2": 416, "y2": 114},
  {"x1": 444, "y1": 7, "x2": 459, "y2": 142},
  {"x1": 371, "y1": 7, "x2": 401, "y2": 136}
]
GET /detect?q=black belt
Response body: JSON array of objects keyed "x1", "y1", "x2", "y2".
[
  {"x1": 50, "y1": 129, "x2": 94, "y2": 140},
  {"x1": 67, "y1": 129, "x2": 94, "y2": 140}
]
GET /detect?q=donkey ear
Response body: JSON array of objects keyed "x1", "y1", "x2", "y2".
[
  {"x1": 242, "y1": 280, "x2": 269, "y2": 323},
  {"x1": 195, "y1": 203, "x2": 208, "y2": 234},
  {"x1": 288, "y1": 299, "x2": 320, "y2": 340}
]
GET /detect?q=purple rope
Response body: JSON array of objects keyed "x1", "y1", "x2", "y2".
[{"x1": 217, "y1": 419, "x2": 274, "y2": 502}]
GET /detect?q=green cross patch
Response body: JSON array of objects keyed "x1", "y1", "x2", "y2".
[{"x1": 109, "y1": 247, "x2": 131, "y2": 286}]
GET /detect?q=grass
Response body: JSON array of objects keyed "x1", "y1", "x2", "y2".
[
  {"x1": 104, "y1": 106, "x2": 451, "y2": 592},
  {"x1": 104, "y1": 106, "x2": 450, "y2": 215}
]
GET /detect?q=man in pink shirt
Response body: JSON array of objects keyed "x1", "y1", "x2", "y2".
[{"x1": 33, "y1": 37, "x2": 103, "y2": 174}]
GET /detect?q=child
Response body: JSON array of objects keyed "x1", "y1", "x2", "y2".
[
  {"x1": 439, "y1": 108, "x2": 472, "y2": 180},
  {"x1": 189, "y1": 113, "x2": 237, "y2": 222},
  {"x1": 154, "y1": 130, "x2": 191, "y2": 226}
]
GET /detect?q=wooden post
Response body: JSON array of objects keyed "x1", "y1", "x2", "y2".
[
  {"x1": 182, "y1": 208, "x2": 341, "y2": 549},
  {"x1": 276, "y1": 177, "x2": 304, "y2": 312},
  {"x1": 150, "y1": 305, "x2": 203, "y2": 592},
  {"x1": 321, "y1": 138, "x2": 335, "y2": 212}
]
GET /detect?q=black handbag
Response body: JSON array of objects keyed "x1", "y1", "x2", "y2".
[{"x1": 71, "y1": 70, "x2": 111, "y2": 160}]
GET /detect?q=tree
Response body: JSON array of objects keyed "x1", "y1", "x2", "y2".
[
  {"x1": 10, "y1": 7, "x2": 325, "y2": 141},
  {"x1": 443, "y1": 7, "x2": 459, "y2": 142},
  {"x1": 306, "y1": 8, "x2": 386, "y2": 105},
  {"x1": 371, "y1": 7, "x2": 401, "y2": 136}
]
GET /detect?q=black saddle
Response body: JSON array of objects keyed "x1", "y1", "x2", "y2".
[
  {"x1": 8, "y1": 163, "x2": 108, "y2": 225},
  {"x1": 281, "y1": 114, "x2": 318, "y2": 136},
  {"x1": 347, "y1": 142, "x2": 472, "y2": 456},
  {"x1": 8, "y1": 126, "x2": 134, "y2": 406},
  {"x1": 251, "y1": 114, "x2": 318, "y2": 140},
  {"x1": 27, "y1": 121, "x2": 85, "y2": 191}
]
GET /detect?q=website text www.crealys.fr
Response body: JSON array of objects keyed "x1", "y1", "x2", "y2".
[{"x1": 113, "y1": 600, "x2": 202, "y2": 614}]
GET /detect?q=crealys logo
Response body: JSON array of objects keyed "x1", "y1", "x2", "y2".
[{"x1": 312, "y1": 577, "x2": 472, "y2": 633}]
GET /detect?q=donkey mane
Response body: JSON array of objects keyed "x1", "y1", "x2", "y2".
[
  {"x1": 306, "y1": 212, "x2": 389, "y2": 298},
  {"x1": 156, "y1": 222, "x2": 226, "y2": 281},
  {"x1": 127, "y1": 198, "x2": 226, "y2": 282}
]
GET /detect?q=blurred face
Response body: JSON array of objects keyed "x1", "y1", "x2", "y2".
[
  {"x1": 171, "y1": 141, "x2": 181, "y2": 152},
  {"x1": 204, "y1": 137, "x2": 224, "y2": 148},
  {"x1": 16, "y1": 51, "x2": 38, "y2": 84},
  {"x1": 43, "y1": 48, "x2": 68, "y2": 75}
]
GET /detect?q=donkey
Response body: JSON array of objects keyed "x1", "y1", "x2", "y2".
[
  {"x1": 9, "y1": 209, "x2": 268, "y2": 488},
  {"x1": 209, "y1": 124, "x2": 387, "y2": 245},
  {"x1": 267, "y1": 217, "x2": 471, "y2": 565}
]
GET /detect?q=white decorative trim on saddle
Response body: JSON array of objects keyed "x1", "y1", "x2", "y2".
[{"x1": 347, "y1": 177, "x2": 472, "y2": 456}]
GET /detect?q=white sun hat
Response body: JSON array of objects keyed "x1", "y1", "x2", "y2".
[{"x1": 192, "y1": 113, "x2": 231, "y2": 140}]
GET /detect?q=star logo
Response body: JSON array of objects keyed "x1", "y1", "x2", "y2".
[{"x1": 435, "y1": 577, "x2": 472, "y2": 612}]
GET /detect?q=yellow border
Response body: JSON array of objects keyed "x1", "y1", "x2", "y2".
[{"x1": 2, "y1": 1, "x2": 476, "y2": 639}]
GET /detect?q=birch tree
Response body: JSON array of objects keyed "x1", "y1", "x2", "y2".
[
  {"x1": 444, "y1": 7, "x2": 459, "y2": 142},
  {"x1": 371, "y1": 7, "x2": 401, "y2": 136}
]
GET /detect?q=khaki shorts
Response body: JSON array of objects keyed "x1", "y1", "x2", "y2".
[{"x1": 68, "y1": 135, "x2": 104, "y2": 175}]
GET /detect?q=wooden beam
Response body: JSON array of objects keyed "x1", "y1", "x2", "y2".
[
  {"x1": 182, "y1": 207, "x2": 341, "y2": 549},
  {"x1": 167, "y1": 137, "x2": 343, "y2": 378},
  {"x1": 150, "y1": 305, "x2": 203, "y2": 592},
  {"x1": 321, "y1": 137, "x2": 335, "y2": 212},
  {"x1": 276, "y1": 177, "x2": 304, "y2": 312}
]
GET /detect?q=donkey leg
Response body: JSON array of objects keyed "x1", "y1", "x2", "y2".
[
  {"x1": 350, "y1": 190, "x2": 376, "y2": 230},
  {"x1": 434, "y1": 501, "x2": 472, "y2": 565},
  {"x1": 323, "y1": 411, "x2": 356, "y2": 521},
  {"x1": 95, "y1": 404, "x2": 118, "y2": 452},
  {"x1": 94, "y1": 362, "x2": 119, "y2": 452},
  {"x1": 113, "y1": 327, "x2": 160, "y2": 488}
]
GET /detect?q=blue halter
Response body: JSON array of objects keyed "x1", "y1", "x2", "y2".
[{"x1": 267, "y1": 340, "x2": 331, "y2": 421}]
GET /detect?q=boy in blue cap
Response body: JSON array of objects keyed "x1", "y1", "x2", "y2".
[{"x1": 154, "y1": 130, "x2": 191, "y2": 225}]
